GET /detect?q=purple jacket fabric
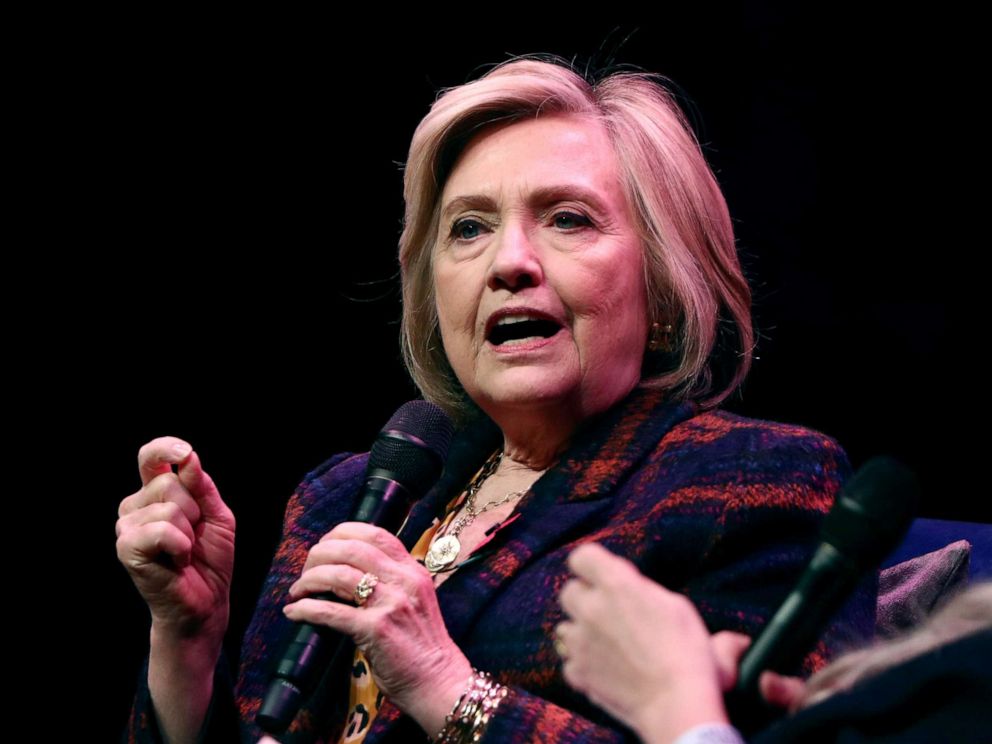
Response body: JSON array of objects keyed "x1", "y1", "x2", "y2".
[{"x1": 125, "y1": 387, "x2": 875, "y2": 743}]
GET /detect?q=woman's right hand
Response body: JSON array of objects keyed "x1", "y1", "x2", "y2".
[{"x1": 116, "y1": 436, "x2": 236, "y2": 641}]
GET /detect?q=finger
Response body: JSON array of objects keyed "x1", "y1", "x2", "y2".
[
  {"x1": 116, "y1": 501, "x2": 197, "y2": 548},
  {"x1": 759, "y1": 671, "x2": 807, "y2": 711},
  {"x1": 118, "y1": 473, "x2": 202, "y2": 526},
  {"x1": 567, "y1": 542, "x2": 638, "y2": 586},
  {"x1": 560, "y1": 657, "x2": 585, "y2": 692},
  {"x1": 176, "y1": 450, "x2": 229, "y2": 521},
  {"x1": 138, "y1": 437, "x2": 193, "y2": 486},
  {"x1": 289, "y1": 564, "x2": 366, "y2": 603},
  {"x1": 321, "y1": 522, "x2": 410, "y2": 563},
  {"x1": 117, "y1": 520, "x2": 194, "y2": 570},
  {"x1": 553, "y1": 620, "x2": 575, "y2": 657},
  {"x1": 283, "y1": 596, "x2": 365, "y2": 636},
  {"x1": 711, "y1": 632, "x2": 752, "y2": 691},
  {"x1": 554, "y1": 619, "x2": 574, "y2": 643},
  {"x1": 558, "y1": 577, "x2": 594, "y2": 618},
  {"x1": 559, "y1": 633, "x2": 594, "y2": 694},
  {"x1": 305, "y1": 538, "x2": 395, "y2": 578}
]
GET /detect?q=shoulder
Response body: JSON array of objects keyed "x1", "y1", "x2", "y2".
[
  {"x1": 280, "y1": 451, "x2": 369, "y2": 536},
  {"x1": 754, "y1": 630, "x2": 992, "y2": 743},
  {"x1": 297, "y1": 451, "x2": 369, "y2": 500},
  {"x1": 667, "y1": 408, "x2": 846, "y2": 455},
  {"x1": 659, "y1": 408, "x2": 850, "y2": 478},
  {"x1": 631, "y1": 408, "x2": 852, "y2": 515}
]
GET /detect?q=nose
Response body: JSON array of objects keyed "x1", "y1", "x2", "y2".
[{"x1": 486, "y1": 221, "x2": 544, "y2": 292}]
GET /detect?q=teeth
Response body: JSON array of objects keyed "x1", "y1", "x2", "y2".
[
  {"x1": 499, "y1": 336, "x2": 543, "y2": 346},
  {"x1": 496, "y1": 314, "x2": 543, "y2": 325}
]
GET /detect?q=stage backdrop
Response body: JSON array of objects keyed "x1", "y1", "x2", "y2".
[{"x1": 85, "y1": 13, "x2": 968, "y2": 739}]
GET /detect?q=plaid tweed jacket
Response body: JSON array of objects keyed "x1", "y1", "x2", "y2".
[{"x1": 126, "y1": 386, "x2": 874, "y2": 743}]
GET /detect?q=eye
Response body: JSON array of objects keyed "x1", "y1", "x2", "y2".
[
  {"x1": 552, "y1": 211, "x2": 592, "y2": 230},
  {"x1": 450, "y1": 218, "x2": 487, "y2": 241}
]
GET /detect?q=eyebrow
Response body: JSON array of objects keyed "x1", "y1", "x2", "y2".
[{"x1": 439, "y1": 184, "x2": 613, "y2": 223}]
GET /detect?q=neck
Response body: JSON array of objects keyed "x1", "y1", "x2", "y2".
[
  {"x1": 493, "y1": 406, "x2": 580, "y2": 471},
  {"x1": 477, "y1": 382, "x2": 642, "y2": 471}
]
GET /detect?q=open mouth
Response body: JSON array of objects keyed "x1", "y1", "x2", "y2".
[{"x1": 487, "y1": 315, "x2": 563, "y2": 346}]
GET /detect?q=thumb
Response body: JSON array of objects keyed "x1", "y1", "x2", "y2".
[
  {"x1": 711, "y1": 631, "x2": 752, "y2": 691},
  {"x1": 568, "y1": 542, "x2": 639, "y2": 586},
  {"x1": 759, "y1": 671, "x2": 807, "y2": 711},
  {"x1": 177, "y1": 450, "x2": 229, "y2": 521}
]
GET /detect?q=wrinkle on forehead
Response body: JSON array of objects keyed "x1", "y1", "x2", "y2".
[{"x1": 439, "y1": 117, "x2": 632, "y2": 226}]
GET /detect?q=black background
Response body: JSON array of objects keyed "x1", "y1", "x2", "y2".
[{"x1": 57, "y1": 9, "x2": 978, "y2": 739}]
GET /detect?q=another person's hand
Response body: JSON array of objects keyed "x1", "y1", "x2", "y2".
[
  {"x1": 283, "y1": 522, "x2": 473, "y2": 735},
  {"x1": 558, "y1": 544, "x2": 808, "y2": 743},
  {"x1": 116, "y1": 436, "x2": 236, "y2": 642},
  {"x1": 558, "y1": 543, "x2": 737, "y2": 744}
]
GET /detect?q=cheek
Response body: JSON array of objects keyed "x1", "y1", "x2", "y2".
[
  {"x1": 433, "y1": 263, "x2": 477, "y2": 340},
  {"x1": 568, "y1": 258, "x2": 648, "y2": 362},
  {"x1": 607, "y1": 251, "x2": 649, "y2": 329},
  {"x1": 433, "y1": 265, "x2": 458, "y2": 328},
  {"x1": 570, "y1": 256, "x2": 647, "y2": 328}
]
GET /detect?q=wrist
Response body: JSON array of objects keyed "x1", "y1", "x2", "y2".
[
  {"x1": 147, "y1": 626, "x2": 226, "y2": 744},
  {"x1": 149, "y1": 621, "x2": 225, "y2": 676},
  {"x1": 635, "y1": 684, "x2": 728, "y2": 744},
  {"x1": 150, "y1": 605, "x2": 229, "y2": 645},
  {"x1": 431, "y1": 668, "x2": 511, "y2": 744},
  {"x1": 401, "y1": 655, "x2": 475, "y2": 735}
]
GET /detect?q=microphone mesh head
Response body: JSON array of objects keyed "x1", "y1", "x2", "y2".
[
  {"x1": 382, "y1": 400, "x2": 453, "y2": 458},
  {"x1": 368, "y1": 401, "x2": 454, "y2": 499},
  {"x1": 822, "y1": 455, "x2": 921, "y2": 568}
]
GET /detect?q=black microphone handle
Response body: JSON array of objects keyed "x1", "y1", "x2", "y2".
[
  {"x1": 735, "y1": 542, "x2": 859, "y2": 695},
  {"x1": 256, "y1": 475, "x2": 414, "y2": 734},
  {"x1": 350, "y1": 472, "x2": 418, "y2": 530}
]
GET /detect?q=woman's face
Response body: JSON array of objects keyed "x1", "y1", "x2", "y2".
[{"x1": 432, "y1": 115, "x2": 649, "y2": 423}]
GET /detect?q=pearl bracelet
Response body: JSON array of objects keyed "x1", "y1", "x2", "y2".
[{"x1": 433, "y1": 669, "x2": 509, "y2": 743}]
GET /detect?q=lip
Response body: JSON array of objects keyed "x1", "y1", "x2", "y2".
[{"x1": 487, "y1": 334, "x2": 561, "y2": 354}]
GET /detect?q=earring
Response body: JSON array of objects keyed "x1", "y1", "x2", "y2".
[{"x1": 647, "y1": 322, "x2": 673, "y2": 353}]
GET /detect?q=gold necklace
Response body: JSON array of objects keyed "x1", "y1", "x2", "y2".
[{"x1": 424, "y1": 451, "x2": 526, "y2": 574}]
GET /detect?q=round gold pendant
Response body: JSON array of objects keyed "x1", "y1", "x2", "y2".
[{"x1": 425, "y1": 534, "x2": 461, "y2": 573}]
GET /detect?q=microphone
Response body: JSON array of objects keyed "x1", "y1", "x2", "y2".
[
  {"x1": 257, "y1": 400, "x2": 453, "y2": 734},
  {"x1": 734, "y1": 456, "x2": 920, "y2": 698}
]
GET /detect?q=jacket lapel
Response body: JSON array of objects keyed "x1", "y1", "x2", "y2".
[
  {"x1": 397, "y1": 413, "x2": 502, "y2": 551},
  {"x1": 435, "y1": 387, "x2": 698, "y2": 643}
]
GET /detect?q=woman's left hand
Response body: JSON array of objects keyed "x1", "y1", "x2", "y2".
[{"x1": 283, "y1": 522, "x2": 473, "y2": 733}]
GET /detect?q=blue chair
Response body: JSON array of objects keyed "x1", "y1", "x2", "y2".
[{"x1": 883, "y1": 518, "x2": 992, "y2": 581}]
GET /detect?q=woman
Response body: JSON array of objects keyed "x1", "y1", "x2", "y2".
[
  {"x1": 117, "y1": 56, "x2": 873, "y2": 743},
  {"x1": 558, "y1": 544, "x2": 991, "y2": 743}
]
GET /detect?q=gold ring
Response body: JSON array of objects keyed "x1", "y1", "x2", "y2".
[
  {"x1": 554, "y1": 630, "x2": 568, "y2": 659},
  {"x1": 353, "y1": 572, "x2": 379, "y2": 606}
]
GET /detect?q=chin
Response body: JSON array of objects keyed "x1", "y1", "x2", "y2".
[{"x1": 472, "y1": 371, "x2": 582, "y2": 414}]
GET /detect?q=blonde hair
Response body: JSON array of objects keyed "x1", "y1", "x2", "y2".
[
  {"x1": 799, "y1": 582, "x2": 992, "y2": 710},
  {"x1": 399, "y1": 55, "x2": 753, "y2": 421}
]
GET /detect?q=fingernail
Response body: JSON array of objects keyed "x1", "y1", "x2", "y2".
[{"x1": 173, "y1": 443, "x2": 192, "y2": 458}]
